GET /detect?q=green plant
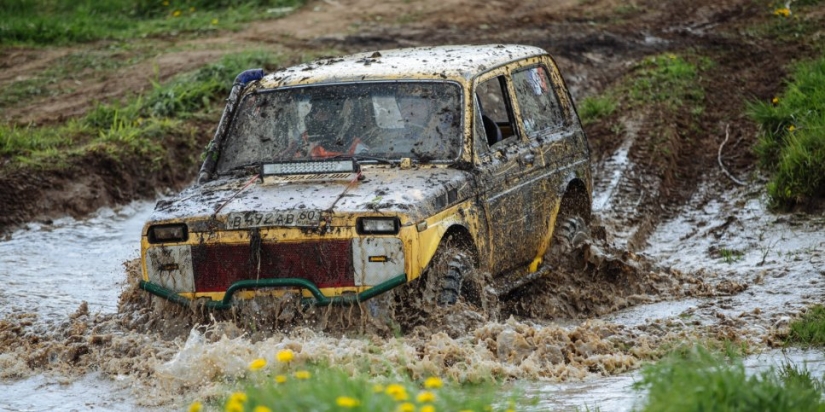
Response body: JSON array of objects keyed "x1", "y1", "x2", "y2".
[
  {"x1": 203, "y1": 356, "x2": 516, "y2": 412},
  {"x1": 748, "y1": 55, "x2": 825, "y2": 207},
  {"x1": 0, "y1": 0, "x2": 305, "y2": 45},
  {"x1": 634, "y1": 346, "x2": 825, "y2": 412},
  {"x1": 719, "y1": 248, "x2": 744, "y2": 264},
  {"x1": 628, "y1": 53, "x2": 706, "y2": 111},
  {"x1": 787, "y1": 305, "x2": 825, "y2": 346},
  {"x1": 579, "y1": 95, "x2": 618, "y2": 125}
]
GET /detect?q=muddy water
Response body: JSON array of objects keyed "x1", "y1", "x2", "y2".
[
  {"x1": 1, "y1": 183, "x2": 824, "y2": 411},
  {"x1": 0, "y1": 202, "x2": 153, "y2": 320}
]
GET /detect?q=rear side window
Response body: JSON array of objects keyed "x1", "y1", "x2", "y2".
[{"x1": 512, "y1": 66, "x2": 565, "y2": 136}]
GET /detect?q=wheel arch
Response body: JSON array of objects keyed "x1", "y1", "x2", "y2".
[{"x1": 557, "y1": 177, "x2": 592, "y2": 223}]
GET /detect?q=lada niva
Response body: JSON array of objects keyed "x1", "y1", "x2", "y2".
[{"x1": 139, "y1": 44, "x2": 592, "y2": 310}]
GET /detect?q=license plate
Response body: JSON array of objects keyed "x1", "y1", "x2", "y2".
[{"x1": 226, "y1": 210, "x2": 321, "y2": 229}]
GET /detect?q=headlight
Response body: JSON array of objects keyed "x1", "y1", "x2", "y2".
[
  {"x1": 357, "y1": 217, "x2": 399, "y2": 234},
  {"x1": 148, "y1": 224, "x2": 188, "y2": 243}
]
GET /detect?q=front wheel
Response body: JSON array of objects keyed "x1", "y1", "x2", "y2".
[{"x1": 431, "y1": 247, "x2": 475, "y2": 305}]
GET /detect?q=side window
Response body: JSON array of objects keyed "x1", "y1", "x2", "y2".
[
  {"x1": 512, "y1": 66, "x2": 565, "y2": 137},
  {"x1": 476, "y1": 76, "x2": 514, "y2": 146}
]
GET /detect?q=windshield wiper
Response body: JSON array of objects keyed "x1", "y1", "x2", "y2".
[
  {"x1": 326, "y1": 154, "x2": 403, "y2": 166},
  {"x1": 353, "y1": 155, "x2": 399, "y2": 165}
]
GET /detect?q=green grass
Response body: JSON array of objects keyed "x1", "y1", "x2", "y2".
[
  {"x1": 1, "y1": 50, "x2": 282, "y2": 167},
  {"x1": 746, "y1": 1, "x2": 825, "y2": 46},
  {"x1": 787, "y1": 305, "x2": 825, "y2": 346},
  {"x1": 201, "y1": 358, "x2": 517, "y2": 412},
  {"x1": 719, "y1": 248, "x2": 744, "y2": 264},
  {"x1": 0, "y1": 0, "x2": 304, "y2": 45},
  {"x1": 579, "y1": 94, "x2": 618, "y2": 125},
  {"x1": 749, "y1": 55, "x2": 825, "y2": 207},
  {"x1": 627, "y1": 53, "x2": 708, "y2": 112},
  {"x1": 634, "y1": 346, "x2": 825, "y2": 412}
]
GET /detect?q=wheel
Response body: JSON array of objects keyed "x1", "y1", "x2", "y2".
[
  {"x1": 555, "y1": 215, "x2": 590, "y2": 250},
  {"x1": 417, "y1": 239, "x2": 481, "y2": 307},
  {"x1": 432, "y1": 248, "x2": 473, "y2": 305}
]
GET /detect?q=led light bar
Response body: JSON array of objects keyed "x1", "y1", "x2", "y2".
[{"x1": 262, "y1": 159, "x2": 358, "y2": 176}]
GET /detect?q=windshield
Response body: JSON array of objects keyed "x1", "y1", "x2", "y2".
[{"x1": 216, "y1": 81, "x2": 463, "y2": 174}]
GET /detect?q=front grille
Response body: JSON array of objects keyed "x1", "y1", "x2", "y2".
[{"x1": 191, "y1": 240, "x2": 353, "y2": 292}]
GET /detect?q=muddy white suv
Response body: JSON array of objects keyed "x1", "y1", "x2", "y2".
[{"x1": 139, "y1": 44, "x2": 592, "y2": 309}]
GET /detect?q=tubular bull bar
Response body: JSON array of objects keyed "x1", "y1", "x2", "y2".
[{"x1": 138, "y1": 274, "x2": 407, "y2": 309}]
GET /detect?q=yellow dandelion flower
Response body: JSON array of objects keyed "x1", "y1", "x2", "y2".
[
  {"x1": 421, "y1": 405, "x2": 435, "y2": 412},
  {"x1": 423, "y1": 376, "x2": 443, "y2": 389},
  {"x1": 397, "y1": 402, "x2": 416, "y2": 412},
  {"x1": 162, "y1": 0, "x2": 169, "y2": 6},
  {"x1": 249, "y1": 358, "x2": 267, "y2": 371},
  {"x1": 253, "y1": 406, "x2": 272, "y2": 412},
  {"x1": 336, "y1": 396, "x2": 361, "y2": 408},
  {"x1": 225, "y1": 400, "x2": 243, "y2": 412},
  {"x1": 772, "y1": 96, "x2": 779, "y2": 105},
  {"x1": 276, "y1": 349, "x2": 294, "y2": 363},
  {"x1": 416, "y1": 391, "x2": 435, "y2": 403},
  {"x1": 229, "y1": 392, "x2": 248, "y2": 404},
  {"x1": 789, "y1": 125, "x2": 796, "y2": 132},
  {"x1": 294, "y1": 370, "x2": 311, "y2": 380},
  {"x1": 773, "y1": 7, "x2": 791, "y2": 17},
  {"x1": 211, "y1": 18, "x2": 219, "y2": 25},
  {"x1": 173, "y1": 10, "x2": 182, "y2": 17},
  {"x1": 373, "y1": 384, "x2": 385, "y2": 393},
  {"x1": 275, "y1": 374, "x2": 287, "y2": 383},
  {"x1": 386, "y1": 383, "x2": 409, "y2": 401},
  {"x1": 188, "y1": 401, "x2": 203, "y2": 412}
]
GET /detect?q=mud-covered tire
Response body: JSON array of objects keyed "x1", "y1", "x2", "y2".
[
  {"x1": 548, "y1": 215, "x2": 591, "y2": 268},
  {"x1": 434, "y1": 250, "x2": 474, "y2": 305}
]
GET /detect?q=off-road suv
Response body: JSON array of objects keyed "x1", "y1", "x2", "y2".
[{"x1": 139, "y1": 44, "x2": 592, "y2": 309}]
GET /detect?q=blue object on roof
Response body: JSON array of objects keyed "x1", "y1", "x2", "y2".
[{"x1": 234, "y1": 68, "x2": 264, "y2": 86}]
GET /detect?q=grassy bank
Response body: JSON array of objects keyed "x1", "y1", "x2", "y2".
[
  {"x1": 749, "y1": 55, "x2": 825, "y2": 208},
  {"x1": 634, "y1": 347, "x2": 825, "y2": 412},
  {"x1": 0, "y1": 50, "x2": 283, "y2": 231},
  {"x1": 787, "y1": 305, "x2": 825, "y2": 346},
  {"x1": 0, "y1": 0, "x2": 303, "y2": 45},
  {"x1": 1, "y1": 50, "x2": 281, "y2": 167}
]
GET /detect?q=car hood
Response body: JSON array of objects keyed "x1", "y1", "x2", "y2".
[{"x1": 148, "y1": 166, "x2": 475, "y2": 228}]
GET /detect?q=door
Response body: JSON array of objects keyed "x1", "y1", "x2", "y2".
[{"x1": 473, "y1": 70, "x2": 541, "y2": 275}]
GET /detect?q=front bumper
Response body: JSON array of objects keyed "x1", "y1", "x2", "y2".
[{"x1": 139, "y1": 273, "x2": 407, "y2": 309}]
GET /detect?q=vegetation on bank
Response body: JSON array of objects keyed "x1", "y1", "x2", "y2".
[
  {"x1": 749, "y1": 55, "x2": 825, "y2": 208},
  {"x1": 0, "y1": 0, "x2": 304, "y2": 45},
  {"x1": 192, "y1": 349, "x2": 516, "y2": 412},
  {"x1": 786, "y1": 305, "x2": 825, "y2": 346},
  {"x1": 633, "y1": 347, "x2": 825, "y2": 412},
  {"x1": 0, "y1": 51, "x2": 282, "y2": 169}
]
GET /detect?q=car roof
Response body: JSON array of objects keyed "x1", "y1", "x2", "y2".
[{"x1": 257, "y1": 44, "x2": 547, "y2": 88}]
